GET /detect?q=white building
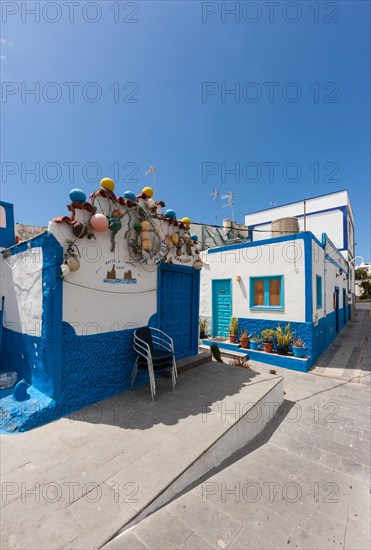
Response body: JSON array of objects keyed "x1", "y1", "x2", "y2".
[{"x1": 200, "y1": 191, "x2": 354, "y2": 372}]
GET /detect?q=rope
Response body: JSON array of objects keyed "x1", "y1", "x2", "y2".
[{"x1": 63, "y1": 279, "x2": 157, "y2": 295}]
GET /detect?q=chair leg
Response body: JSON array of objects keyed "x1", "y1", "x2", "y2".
[
  {"x1": 173, "y1": 357, "x2": 178, "y2": 378},
  {"x1": 131, "y1": 358, "x2": 138, "y2": 390},
  {"x1": 148, "y1": 360, "x2": 156, "y2": 401},
  {"x1": 171, "y1": 365, "x2": 176, "y2": 390}
]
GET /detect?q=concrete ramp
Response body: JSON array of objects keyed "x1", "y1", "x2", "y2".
[{"x1": 0, "y1": 362, "x2": 283, "y2": 550}]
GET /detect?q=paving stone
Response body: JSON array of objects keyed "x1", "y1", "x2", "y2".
[
  {"x1": 103, "y1": 530, "x2": 149, "y2": 549},
  {"x1": 177, "y1": 531, "x2": 214, "y2": 549},
  {"x1": 229, "y1": 527, "x2": 275, "y2": 549},
  {"x1": 132, "y1": 508, "x2": 193, "y2": 549}
]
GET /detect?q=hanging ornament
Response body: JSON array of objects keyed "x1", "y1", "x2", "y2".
[
  {"x1": 171, "y1": 233, "x2": 179, "y2": 245},
  {"x1": 183, "y1": 233, "x2": 190, "y2": 242},
  {"x1": 69, "y1": 189, "x2": 86, "y2": 203},
  {"x1": 72, "y1": 222, "x2": 88, "y2": 238},
  {"x1": 181, "y1": 217, "x2": 191, "y2": 225},
  {"x1": 142, "y1": 239, "x2": 152, "y2": 251},
  {"x1": 111, "y1": 208, "x2": 124, "y2": 219},
  {"x1": 100, "y1": 178, "x2": 115, "y2": 192},
  {"x1": 141, "y1": 220, "x2": 150, "y2": 231},
  {"x1": 109, "y1": 217, "x2": 122, "y2": 233},
  {"x1": 123, "y1": 191, "x2": 137, "y2": 203},
  {"x1": 191, "y1": 234, "x2": 198, "y2": 242},
  {"x1": 90, "y1": 213, "x2": 109, "y2": 232},
  {"x1": 164, "y1": 209, "x2": 176, "y2": 220},
  {"x1": 66, "y1": 255, "x2": 80, "y2": 272},
  {"x1": 194, "y1": 259, "x2": 203, "y2": 270},
  {"x1": 142, "y1": 186, "x2": 154, "y2": 198},
  {"x1": 134, "y1": 222, "x2": 142, "y2": 232}
]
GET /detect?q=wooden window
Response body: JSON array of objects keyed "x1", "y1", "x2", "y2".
[{"x1": 250, "y1": 276, "x2": 284, "y2": 309}]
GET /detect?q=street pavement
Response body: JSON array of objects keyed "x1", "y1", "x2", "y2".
[{"x1": 106, "y1": 304, "x2": 371, "y2": 550}]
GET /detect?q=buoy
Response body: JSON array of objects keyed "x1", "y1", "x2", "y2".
[
  {"x1": 66, "y1": 255, "x2": 80, "y2": 272},
  {"x1": 109, "y1": 217, "x2": 122, "y2": 233},
  {"x1": 142, "y1": 186, "x2": 154, "y2": 198},
  {"x1": 194, "y1": 259, "x2": 203, "y2": 270},
  {"x1": 90, "y1": 213, "x2": 109, "y2": 232},
  {"x1": 111, "y1": 208, "x2": 123, "y2": 219},
  {"x1": 69, "y1": 188, "x2": 86, "y2": 203},
  {"x1": 72, "y1": 222, "x2": 88, "y2": 238},
  {"x1": 171, "y1": 234, "x2": 179, "y2": 245},
  {"x1": 141, "y1": 221, "x2": 150, "y2": 231},
  {"x1": 123, "y1": 191, "x2": 137, "y2": 203},
  {"x1": 181, "y1": 217, "x2": 191, "y2": 224},
  {"x1": 191, "y1": 234, "x2": 198, "y2": 242},
  {"x1": 142, "y1": 239, "x2": 152, "y2": 251},
  {"x1": 134, "y1": 222, "x2": 142, "y2": 232},
  {"x1": 141, "y1": 230, "x2": 151, "y2": 240},
  {"x1": 100, "y1": 178, "x2": 115, "y2": 192},
  {"x1": 164, "y1": 209, "x2": 176, "y2": 219}
]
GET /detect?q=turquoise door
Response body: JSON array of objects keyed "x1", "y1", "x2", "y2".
[
  {"x1": 212, "y1": 279, "x2": 232, "y2": 337},
  {"x1": 158, "y1": 264, "x2": 200, "y2": 360}
]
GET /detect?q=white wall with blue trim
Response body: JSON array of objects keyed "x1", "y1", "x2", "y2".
[
  {"x1": 0, "y1": 185, "x2": 202, "y2": 432},
  {"x1": 200, "y1": 231, "x2": 350, "y2": 371}
]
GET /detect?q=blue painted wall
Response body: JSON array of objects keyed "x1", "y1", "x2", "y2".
[
  {"x1": 0, "y1": 232, "x2": 63, "y2": 400},
  {"x1": 0, "y1": 201, "x2": 15, "y2": 249}
]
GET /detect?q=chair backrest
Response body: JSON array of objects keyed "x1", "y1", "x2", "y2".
[{"x1": 135, "y1": 326, "x2": 154, "y2": 351}]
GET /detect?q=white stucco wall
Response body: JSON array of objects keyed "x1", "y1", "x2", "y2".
[
  {"x1": 0, "y1": 246, "x2": 43, "y2": 336},
  {"x1": 200, "y1": 238, "x2": 306, "y2": 323}
]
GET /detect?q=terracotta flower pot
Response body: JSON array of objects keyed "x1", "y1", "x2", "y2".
[
  {"x1": 230, "y1": 335, "x2": 236, "y2": 343},
  {"x1": 263, "y1": 342, "x2": 274, "y2": 353},
  {"x1": 240, "y1": 339, "x2": 249, "y2": 349}
]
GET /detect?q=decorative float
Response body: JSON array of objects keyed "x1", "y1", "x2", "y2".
[{"x1": 52, "y1": 179, "x2": 203, "y2": 278}]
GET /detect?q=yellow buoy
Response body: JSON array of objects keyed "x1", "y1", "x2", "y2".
[
  {"x1": 100, "y1": 178, "x2": 115, "y2": 192},
  {"x1": 181, "y1": 217, "x2": 191, "y2": 224},
  {"x1": 142, "y1": 186, "x2": 154, "y2": 198}
]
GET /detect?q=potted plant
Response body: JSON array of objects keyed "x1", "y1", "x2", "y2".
[
  {"x1": 275, "y1": 323, "x2": 293, "y2": 356},
  {"x1": 239, "y1": 329, "x2": 251, "y2": 349},
  {"x1": 261, "y1": 329, "x2": 275, "y2": 353},
  {"x1": 250, "y1": 335, "x2": 261, "y2": 350},
  {"x1": 229, "y1": 317, "x2": 239, "y2": 343},
  {"x1": 199, "y1": 318, "x2": 208, "y2": 340},
  {"x1": 292, "y1": 337, "x2": 307, "y2": 358}
]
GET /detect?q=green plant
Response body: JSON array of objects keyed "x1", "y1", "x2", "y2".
[
  {"x1": 239, "y1": 329, "x2": 251, "y2": 341},
  {"x1": 261, "y1": 329, "x2": 275, "y2": 343},
  {"x1": 229, "y1": 356, "x2": 250, "y2": 368},
  {"x1": 210, "y1": 343, "x2": 223, "y2": 363},
  {"x1": 250, "y1": 335, "x2": 260, "y2": 342},
  {"x1": 292, "y1": 337, "x2": 305, "y2": 348},
  {"x1": 199, "y1": 318, "x2": 208, "y2": 339},
  {"x1": 229, "y1": 317, "x2": 239, "y2": 336},
  {"x1": 275, "y1": 323, "x2": 293, "y2": 347}
]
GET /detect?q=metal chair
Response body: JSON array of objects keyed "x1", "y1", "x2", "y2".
[{"x1": 132, "y1": 326, "x2": 178, "y2": 400}]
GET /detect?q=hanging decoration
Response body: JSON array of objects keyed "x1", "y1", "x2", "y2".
[{"x1": 52, "y1": 177, "x2": 203, "y2": 272}]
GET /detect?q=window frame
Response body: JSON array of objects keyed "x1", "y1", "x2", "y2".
[
  {"x1": 249, "y1": 275, "x2": 284, "y2": 311},
  {"x1": 316, "y1": 274, "x2": 323, "y2": 309}
]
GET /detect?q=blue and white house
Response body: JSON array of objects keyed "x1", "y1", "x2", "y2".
[
  {"x1": 0, "y1": 186, "x2": 201, "y2": 432},
  {"x1": 200, "y1": 191, "x2": 354, "y2": 371}
]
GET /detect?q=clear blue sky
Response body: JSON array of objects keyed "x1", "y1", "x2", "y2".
[{"x1": 1, "y1": 0, "x2": 370, "y2": 260}]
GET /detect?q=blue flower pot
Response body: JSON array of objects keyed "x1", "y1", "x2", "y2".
[
  {"x1": 250, "y1": 340, "x2": 260, "y2": 351},
  {"x1": 292, "y1": 346, "x2": 306, "y2": 358}
]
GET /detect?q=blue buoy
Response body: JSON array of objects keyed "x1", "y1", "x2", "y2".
[
  {"x1": 69, "y1": 188, "x2": 86, "y2": 203},
  {"x1": 123, "y1": 191, "x2": 137, "y2": 203},
  {"x1": 191, "y1": 234, "x2": 198, "y2": 241},
  {"x1": 12, "y1": 379, "x2": 30, "y2": 402},
  {"x1": 164, "y1": 209, "x2": 176, "y2": 219}
]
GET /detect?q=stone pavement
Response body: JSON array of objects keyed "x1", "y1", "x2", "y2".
[
  {"x1": 106, "y1": 305, "x2": 371, "y2": 550},
  {"x1": 0, "y1": 363, "x2": 281, "y2": 550},
  {"x1": 310, "y1": 302, "x2": 370, "y2": 383}
]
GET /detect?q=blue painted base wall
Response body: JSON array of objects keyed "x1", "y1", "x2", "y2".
[
  {"x1": 203, "y1": 311, "x2": 350, "y2": 373},
  {"x1": 61, "y1": 322, "x2": 147, "y2": 412}
]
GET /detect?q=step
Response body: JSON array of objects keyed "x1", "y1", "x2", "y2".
[{"x1": 176, "y1": 351, "x2": 212, "y2": 374}]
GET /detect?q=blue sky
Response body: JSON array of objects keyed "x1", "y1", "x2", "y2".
[{"x1": 1, "y1": 0, "x2": 370, "y2": 259}]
